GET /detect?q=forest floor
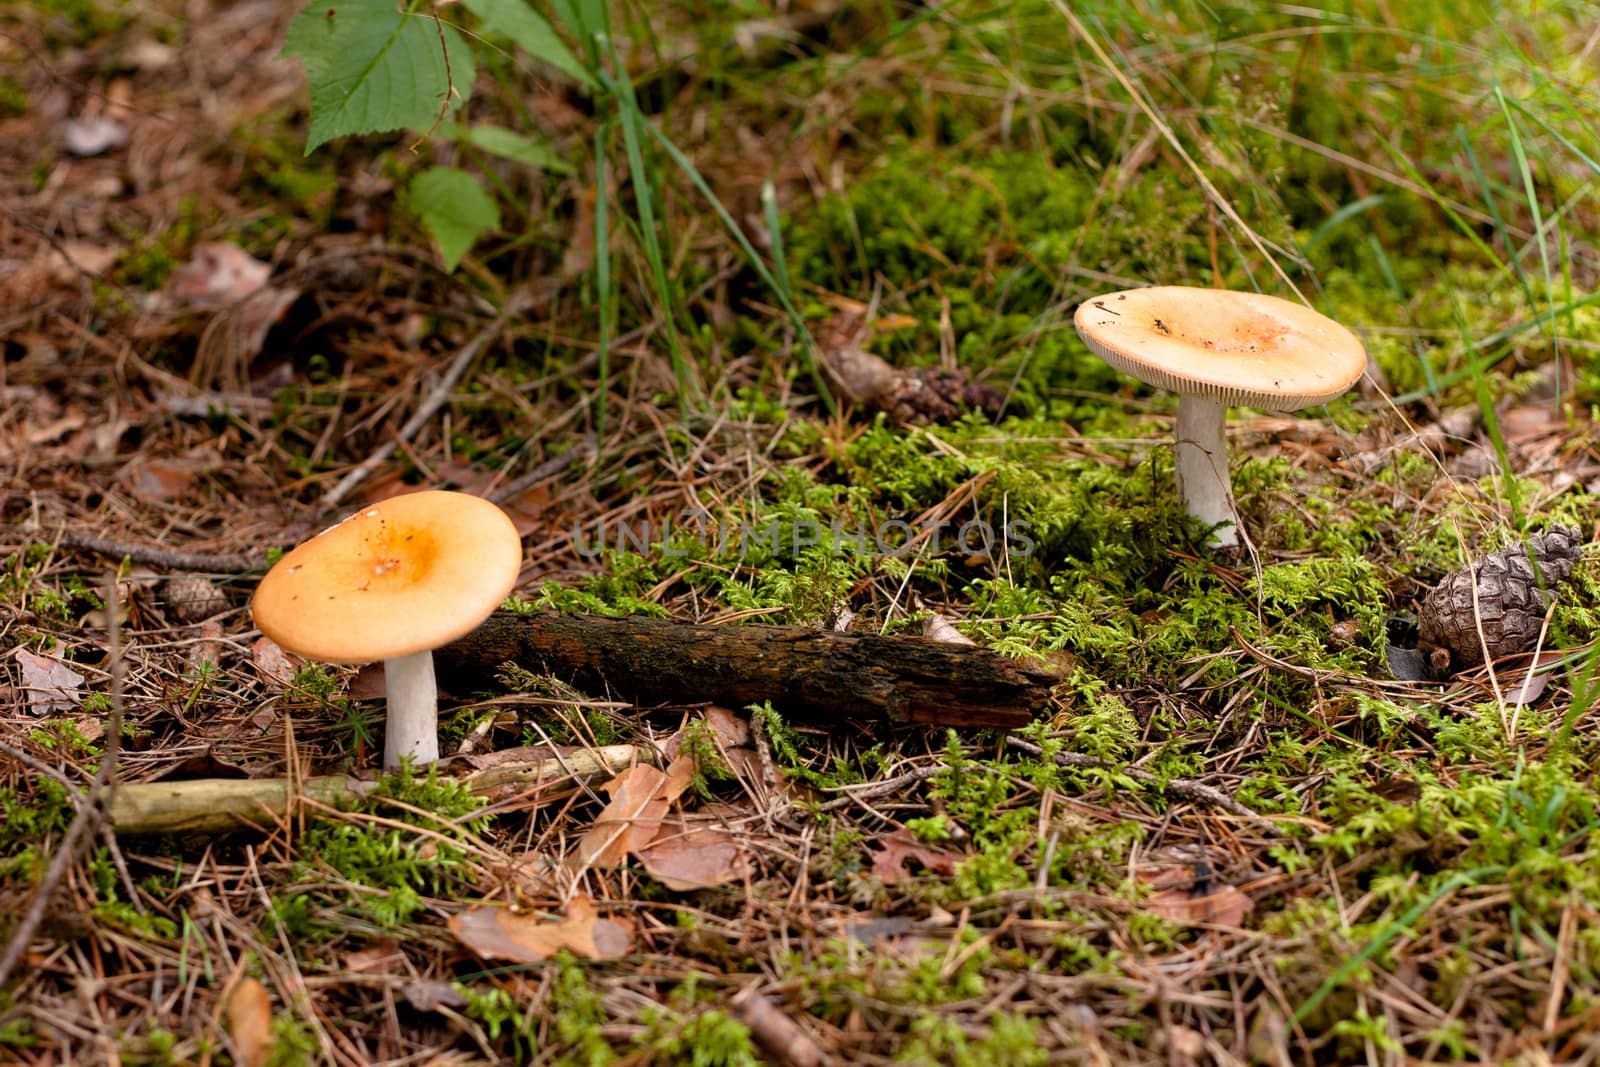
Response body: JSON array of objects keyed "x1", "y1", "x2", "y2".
[{"x1": 6, "y1": 0, "x2": 1600, "y2": 1063}]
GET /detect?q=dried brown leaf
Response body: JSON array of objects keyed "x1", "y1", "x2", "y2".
[
  {"x1": 14, "y1": 648, "x2": 86, "y2": 716},
  {"x1": 166, "y1": 242, "x2": 271, "y2": 305},
  {"x1": 251, "y1": 636, "x2": 299, "y2": 688},
  {"x1": 449, "y1": 895, "x2": 632, "y2": 963},
  {"x1": 225, "y1": 977, "x2": 274, "y2": 1067},
  {"x1": 869, "y1": 829, "x2": 962, "y2": 884},
  {"x1": 637, "y1": 813, "x2": 750, "y2": 891},
  {"x1": 574, "y1": 757, "x2": 696, "y2": 867},
  {"x1": 921, "y1": 613, "x2": 975, "y2": 646},
  {"x1": 1145, "y1": 884, "x2": 1254, "y2": 928}
]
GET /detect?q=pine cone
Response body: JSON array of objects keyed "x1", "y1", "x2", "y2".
[
  {"x1": 1416, "y1": 525, "x2": 1584, "y2": 672},
  {"x1": 161, "y1": 575, "x2": 229, "y2": 623}
]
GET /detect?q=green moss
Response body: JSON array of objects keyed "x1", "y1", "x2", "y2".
[{"x1": 270, "y1": 765, "x2": 490, "y2": 940}]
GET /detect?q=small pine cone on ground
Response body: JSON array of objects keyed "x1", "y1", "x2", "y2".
[
  {"x1": 161, "y1": 575, "x2": 230, "y2": 623},
  {"x1": 1417, "y1": 524, "x2": 1584, "y2": 672}
]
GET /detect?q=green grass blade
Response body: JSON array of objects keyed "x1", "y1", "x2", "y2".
[
  {"x1": 1294, "y1": 866, "x2": 1505, "y2": 1025},
  {"x1": 637, "y1": 121, "x2": 835, "y2": 413},
  {"x1": 1495, "y1": 87, "x2": 1561, "y2": 395},
  {"x1": 599, "y1": 39, "x2": 697, "y2": 412},
  {"x1": 594, "y1": 120, "x2": 614, "y2": 443}
]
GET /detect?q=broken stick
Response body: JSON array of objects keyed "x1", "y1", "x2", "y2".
[
  {"x1": 108, "y1": 744, "x2": 643, "y2": 835},
  {"x1": 434, "y1": 613, "x2": 1057, "y2": 729}
]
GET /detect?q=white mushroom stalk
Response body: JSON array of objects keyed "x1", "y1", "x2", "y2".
[
  {"x1": 382, "y1": 651, "x2": 441, "y2": 770},
  {"x1": 1173, "y1": 394, "x2": 1237, "y2": 547}
]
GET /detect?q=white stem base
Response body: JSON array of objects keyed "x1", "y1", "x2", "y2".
[
  {"x1": 383, "y1": 652, "x2": 440, "y2": 771},
  {"x1": 1174, "y1": 394, "x2": 1238, "y2": 547}
]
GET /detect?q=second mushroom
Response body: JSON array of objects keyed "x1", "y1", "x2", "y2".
[
  {"x1": 251, "y1": 490, "x2": 524, "y2": 770},
  {"x1": 1074, "y1": 286, "x2": 1367, "y2": 547}
]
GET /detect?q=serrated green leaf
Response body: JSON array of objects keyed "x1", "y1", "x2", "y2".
[
  {"x1": 283, "y1": 0, "x2": 477, "y2": 153},
  {"x1": 409, "y1": 167, "x2": 500, "y2": 271},
  {"x1": 461, "y1": 0, "x2": 595, "y2": 88}
]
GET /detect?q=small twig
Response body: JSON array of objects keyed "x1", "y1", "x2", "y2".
[
  {"x1": 0, "y1": 574, "x2": 128, "y2": 988},
  {"x1": 817, "y1": 765, "x2": 947, "y2": 812},
  {"x1": 321, "y1": 313, "x2": 511, "y2": 511},
  {"x1": 56, "y1": 530, "x2": 260, "y2": 574},
  {"x1": 1004, "y1": 737, "x2": 1283, "y2": 833},
  {"x1": 487, "y1": 442, "x2": 596, "y2": 506}
]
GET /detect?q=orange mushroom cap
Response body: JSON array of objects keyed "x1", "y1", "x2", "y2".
[
  {"x1": 1073, "y1": 287, "x2": 1367, "y2": 409},
  {"x1": 251, "y1": 490, "x2": 522, "y2": 664}
]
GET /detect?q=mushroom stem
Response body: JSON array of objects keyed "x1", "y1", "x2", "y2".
[
  {"x1": 1174, "y1": 393, "x2": 1238, "y2": 547},
  {"x1": 382, "y1": 651, "x2": 441, "y2": 771}
]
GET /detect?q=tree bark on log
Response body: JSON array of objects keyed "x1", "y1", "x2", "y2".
[
  {"x1": 434, "y1": 613, "x2": 1057, "y2": 729},
  {"x1": 108, "y1": 745, "x2": 643, "y2": 835}
]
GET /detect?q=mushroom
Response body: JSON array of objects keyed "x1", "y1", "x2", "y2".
[
  {"x1": 251, "y1": 490, "x2": 523, "y2": 770},
  {"x1": 1073, "y1": 286, "x2": 1366, "y2": 547}
]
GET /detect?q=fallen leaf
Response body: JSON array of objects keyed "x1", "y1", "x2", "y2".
[
  {"x1": 348, "y1": 662, "x2": 386, "y2": 701},
  {"x1": 166, "y1": 242, "x2": 271, "y2": 305},
  {"x1": 403, "y1": 980, "x2": 469, "y2": 1012},
  {"x1": 230, "y1": 287, "x2": 302, "y2": 362},
  {"x1": 921, "y1": 613, "x2": 975, "y2": 646},
  {"x1": 1385, "y1": 644, "x2": 1430, "y2": 682},
  {"x1": 251, "y1": 637, "x2": 299, "y2": 688},
  {"x1": 42, "y1": 242, "x2": 120, "y2": 285},
  {"x1": 449, "y1": 895, "x2": 631, "y2": 963},
  {"x1": 14, "y1": 648, "x2": 86, "y2": 715},
  {"x1": 637, "y1": 813, "x2": 750, "y2": 891},
  {"x1": 225, "y1": 977, "x2": 273, "y2": 1067},
  {"x1": 1145, "y1": 884, "x2": 1254, "y2": 928},
  {"x1": 1135, "y1": 845, "x2": 1253, "y2": 928},
  {"x1": 1372, "y1": 776, "x2": 1421, "y2": 805},
  {"x1": 120, "y1": 456, "x2": 201, "y2": 500},
  {"x1": 574, "y1": 757, "x2": 695, "y2": 867},
  {"x1": 664, "y1": 707, "x2": 763, "y2": 782},
  {"x1": 345, "y1": 940, "x2": 404, "y2": 974},
  {"x1": 869, "y1": 829, "x2": 962, "y2": 884}
]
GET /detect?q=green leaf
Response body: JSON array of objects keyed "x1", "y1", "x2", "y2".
[
  {"x1": 437, "y1": 122, "x2": 572, "y2": 173},
  {"x1": 461, "y1": 0, "x2": 595, "y2": 88},
  {"x1": 283, "y1": 0, "x2": 476, "y2": 153},
  {"x1": 408, "y1": 167, "x2": 500, "y2": 271}
]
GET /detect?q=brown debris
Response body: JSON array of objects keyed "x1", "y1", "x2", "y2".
[
  {"x1": 815, "y1": 309, "x2": 1003, "y2": 426},
  {"x1": 449, "y1": 895, "x2": 633, "y2": 963},
  {"x1": 1417, "y1": 525, "x2": 1585, "y2": 672}
]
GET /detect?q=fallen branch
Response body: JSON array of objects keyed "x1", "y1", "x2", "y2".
[
  {"x1": 435, "y1": 613, "x2": 1058, "y2": 729},
  {"x1": 108, "y1": 744, "x2": 644, "y2": 835},
  {"x1": 56, "y1": 530, "x2": 260, "y2": 574}
]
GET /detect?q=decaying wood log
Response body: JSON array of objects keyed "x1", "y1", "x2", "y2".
[
  {"x1": 108, "y1": 744, "x2": 643, "y2": 835},
  {"x1": 434, "y1": 613, "x2": 1057, "y2": 729}
]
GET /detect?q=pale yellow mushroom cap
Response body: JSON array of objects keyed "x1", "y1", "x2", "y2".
[
  {"x1": 1073, "y1": 286, "x2": 1367, "y2": 409},
  {"x1": 251, "y1": 490, "x2": 522, "y2": 664}
]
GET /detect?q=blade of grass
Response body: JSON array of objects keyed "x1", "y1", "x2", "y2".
[
  {"x1": 638, "y1": 121, "x2": 835, "y2": 413},
  {"x1": 1456, "y1": 126, "x2": 1531, "y2": 303},
  {"x1": 1301, "y1": 194, "x2": 1387, "y2": 256},
  {"x1": 1294, "y1": 866, "x2": 1506, "y2": 1025},
  {"x1": 1365, "y1": 233, "x2": 1438, "y2": 399},
  {"x1": 1495, "y1": 87, "x2": 1561, "y2": 397},
  {"x1": 760, "y1": 180, "x2": 791, "y2": 302},
  {"x1": 594, "y1": 119, "x2": 614, "y2": 443},
  {"x1": 597, "y1": 36, "x2": 698, "y2": 412},
  {"x1": 1451, "y1": 293, "x2": 1522, "y2": 526},
  {"x1": 1388, "y1": 290, "x2": 1600, "y2": 405}
]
